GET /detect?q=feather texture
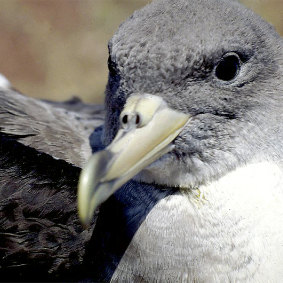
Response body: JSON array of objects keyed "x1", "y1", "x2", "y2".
[{"x1": 0, "y1": 89, "x2": 104, "y2": 281}]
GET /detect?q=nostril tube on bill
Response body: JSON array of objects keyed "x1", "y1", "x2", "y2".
[
  {"x1": 122, "y1": 114, "x2": 128, "y2": 125},
  {"x1": 121, "y1": 112, "x2": 143, "y2": 129},
  {"x1": 135, "y1": 114, "x2": 140, "y2": 125}
]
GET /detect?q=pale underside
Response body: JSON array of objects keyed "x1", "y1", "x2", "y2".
[{"x1": 112, "y1": 161, "x2": 283, "y2": 282}]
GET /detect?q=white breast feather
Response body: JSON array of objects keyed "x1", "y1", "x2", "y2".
[{"x1": 112, "y1": 162, "x2": 283, "y2": 282}]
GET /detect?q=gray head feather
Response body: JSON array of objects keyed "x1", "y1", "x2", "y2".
[{"x1": 104, "y1": 0, "x2": 283, "y2": 187}]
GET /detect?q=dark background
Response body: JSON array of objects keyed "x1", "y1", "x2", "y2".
[{"x1": 0, "y1": 0, "x2": 282, "y2": 103}]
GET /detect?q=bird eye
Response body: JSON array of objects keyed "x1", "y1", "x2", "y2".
[
  {"x1": 215, "y1": 53, "x2": 241, "y2": 82},
  {"x1": 108, "y1": 55, "x2": 118, "y2": 76}
]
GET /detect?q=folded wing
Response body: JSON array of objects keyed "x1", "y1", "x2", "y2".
[{"x1": 0, "y1": 88, "x2": 104, "y2": 281}]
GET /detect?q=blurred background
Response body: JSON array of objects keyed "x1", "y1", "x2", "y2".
[{"x1": 0, "y1": 0, "x2": 282, "y2": 103}]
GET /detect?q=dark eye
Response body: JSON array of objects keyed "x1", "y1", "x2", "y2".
[
  {"x1": 108, "y1": 55, "x2": 118, "y2": 76},
  {"x1": 215, "y1": 53, "x2": 241, "y2": 81}
]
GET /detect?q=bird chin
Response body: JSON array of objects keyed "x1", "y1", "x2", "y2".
[{"x1": 133, "y1": 153, "x2": 192, "y2": 188}]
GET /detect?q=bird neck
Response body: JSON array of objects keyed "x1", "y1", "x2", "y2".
[
  {"x1": 82, "y1": 180, "x2": 177, "y2": 281},
  {"x1": 109, "y1": 161, "x2": 283, "y2": 282}
]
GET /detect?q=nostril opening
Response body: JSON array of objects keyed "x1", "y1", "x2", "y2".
[
  {"x1": 135, "y1": 114, "x2": 140, "y2": 125},
  {"x1": 122, "y1": 114, "x2": 128, "y2": 124}
]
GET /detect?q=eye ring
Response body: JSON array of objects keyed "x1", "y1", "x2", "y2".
[{"x1": 214, "y1": 52, "x2": 241, "y2": 82}]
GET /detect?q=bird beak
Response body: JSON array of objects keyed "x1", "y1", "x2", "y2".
[{"x1": 78, "y1": 94, "x2": 190, "y2": 226}]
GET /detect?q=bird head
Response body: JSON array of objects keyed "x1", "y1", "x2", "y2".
[{"x1": 78, "y1": 0, "x2": 283, "y2": 225}]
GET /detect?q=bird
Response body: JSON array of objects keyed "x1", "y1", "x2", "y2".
[
  {"x1": 0, "y1": 88, "x2": 104, "y2": 281},
  {"x1": 0, "y1": 0, "x2": 282, "y2": 282},
  {"x1": 77, "y1": 0, "x2": 283, "y2": 282}
]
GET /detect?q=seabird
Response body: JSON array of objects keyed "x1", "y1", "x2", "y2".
[
  {"x1": 78, "y1": 0, "x2": 283, "y2": 282},
  {"x1": 0, "y1": 0, "x2": 282, "y2": 281}
]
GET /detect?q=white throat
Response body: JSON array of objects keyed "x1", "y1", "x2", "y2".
[{"x1": 112, "y1": 162, "x2": 283, "y2": 282}]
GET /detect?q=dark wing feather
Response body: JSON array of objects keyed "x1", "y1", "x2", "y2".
[{"x1": 0, "y1": 88, "x2": 104, "y2": 281}]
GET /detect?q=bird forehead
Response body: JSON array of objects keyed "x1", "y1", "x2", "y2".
[{"x1": 110, "y1": 0, "x2": 261, "y2": 62}]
